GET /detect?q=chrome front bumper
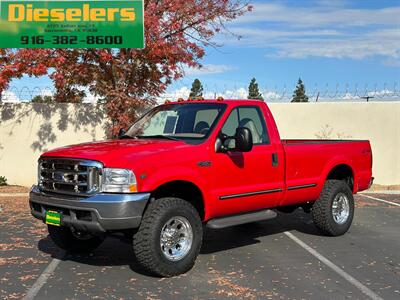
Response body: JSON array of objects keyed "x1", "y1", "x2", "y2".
[{"x1": 29, "y1": 185, "x2": 150, "y2": 233}]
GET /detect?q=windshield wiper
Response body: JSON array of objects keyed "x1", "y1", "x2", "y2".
[{"x1": 136, "y1": 135, "x2": 180, "y2": 141}]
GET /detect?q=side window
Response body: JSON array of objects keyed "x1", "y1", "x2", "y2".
[
  {"x1": 220, "y1": 106, "x2": 270, "y2": 145},
  {"x1": 238, "y1": 107, "x2": 269, "y2": 144},
  {"x1": 221, "y1": 109, "x2": 239, "y2": 137}
]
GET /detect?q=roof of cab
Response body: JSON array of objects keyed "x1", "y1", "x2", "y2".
[{"x1": 163, "y1": 99, "x2": 265, "y2": 106}]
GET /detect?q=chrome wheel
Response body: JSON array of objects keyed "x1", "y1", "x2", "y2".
[
  {"x1": 332, "y1": 193, "x2": 350, "y2": 225},
  {"x1": 160, "y1": 216, "x2": 193, "y2": 261}
]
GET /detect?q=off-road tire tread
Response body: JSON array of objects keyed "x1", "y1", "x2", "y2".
[
  {"x1": 311, "y1": 180, "x2": 354, "y2": 236},
  {"x1": 133, "y1": 197, "x2": 202, "y2": 277}
]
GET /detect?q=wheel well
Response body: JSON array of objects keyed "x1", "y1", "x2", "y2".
[
  {"x1": 327, "y1": 164, "x2": 354, "y2": 190},
  {"x1": 150, "y1": 181, "x2": 205, "y2": 220}
]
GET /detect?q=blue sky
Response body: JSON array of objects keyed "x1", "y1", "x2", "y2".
[
  {"x1": 167, "y1": 0, "x2": 400, "y2": 99},
  {"x1": 6, "y1": 0, "x2": 400, "y2": 101}
]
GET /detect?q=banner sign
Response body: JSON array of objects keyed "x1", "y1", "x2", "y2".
[{"x1": 0, "y1": 0, "x2": 144, "y2": 48}]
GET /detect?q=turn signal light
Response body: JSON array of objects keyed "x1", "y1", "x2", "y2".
[{"x1": 129, "y1": 184, "x2": 138, "y2": 193}]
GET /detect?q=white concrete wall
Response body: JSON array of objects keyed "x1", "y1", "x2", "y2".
[
  {"x1": 0, "y1": 103, "x2": 107, "y2": 186},
  {"x1": 269, "y1": 102, "x2": 399, "y2": 185},
  {"x1": 0, "y1": 102, "x2": 399, "y2": 186}
]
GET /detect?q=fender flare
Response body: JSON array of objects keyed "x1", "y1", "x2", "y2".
[
  {"x1": 141, "y1": 166, "x2": 211, "y2": 218},
  {"x1": 320, "y1": 157, "x2": 358, "y2": 193}
]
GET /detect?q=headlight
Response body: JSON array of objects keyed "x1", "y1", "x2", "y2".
[{"x1": 101, "y1": 168, "x2": 137, "y2": 193}]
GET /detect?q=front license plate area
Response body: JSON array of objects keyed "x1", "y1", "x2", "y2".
[{"x1": 45, "y1": 210, "x2": 61, "y2": 226}]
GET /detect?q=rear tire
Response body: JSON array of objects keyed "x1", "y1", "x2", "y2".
[
  {"x1": 133, "y1": 197, "x2": 203, "y2": 277},
  {"x1": 311, "y1": 180, "x2": 354, "y2": 236},
  {"x1": 48, "y1": 225, "x2": 104, "y2": 253}
]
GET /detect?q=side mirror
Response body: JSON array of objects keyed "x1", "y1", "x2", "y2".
[
  {"x1": 235, "y1": 127, "x2": 253, "y2": 152},
  {"x1": 118, "y1": 128, "x2": 126, "y2": 139},
  {"x1": 216, "y1": 128, "x2": 253, "y2": 153}
]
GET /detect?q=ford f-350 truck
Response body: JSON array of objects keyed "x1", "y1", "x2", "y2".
[{"x1": 29, "y1": 99, "x2": 373, "y2": 277}]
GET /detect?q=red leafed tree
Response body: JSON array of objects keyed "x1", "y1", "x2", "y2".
[{"x1": 0, "y1": 0, "x2": 251, "y2": 134}]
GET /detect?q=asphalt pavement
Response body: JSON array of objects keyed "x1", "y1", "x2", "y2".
[{"x1": 0, "y1": 193, "x2": 399, "y2": 300}]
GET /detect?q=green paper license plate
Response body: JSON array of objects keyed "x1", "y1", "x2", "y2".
[{"x1": 45, "y1": 210, "x2": 61, "y2": 226}]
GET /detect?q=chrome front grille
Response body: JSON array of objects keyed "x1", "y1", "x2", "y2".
[{"x1": 38, "y1": 158, "x2": 102, "y2": 196}]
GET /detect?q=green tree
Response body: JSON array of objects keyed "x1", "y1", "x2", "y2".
[
  {"x1": 0, "y1": 176, "x2": 7, "y2": 186},
  {"x1": 291, "y1": 78, "x2": 309, "y2": 102},
  {"x1": 31, "y1": 95, "x2": 53, "y2": 103},
  {"x1": 247, "y1": 78, "x2": 263, "y2": 100},
  {"x1": 189, "y1": 79, "x2": 204, "y2": 99}
]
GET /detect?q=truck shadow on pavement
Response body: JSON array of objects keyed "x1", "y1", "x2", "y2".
[
  {"x1": 201, "y1": 210, "x2": 318, "y2": 254},
  {"x1": 37, "y1": 210, "x2": 320, "y2": 277}
]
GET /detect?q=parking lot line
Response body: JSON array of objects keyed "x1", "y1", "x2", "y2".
[
  {"x1": 284, "y1": 231, "x2": 383, "y2": 300},
  {"x1": 360, "y1": 194, "x2": 400, "y2": 207},
  {"x1": 22, "y1": 256, "x2": 63, "y2": 300}
]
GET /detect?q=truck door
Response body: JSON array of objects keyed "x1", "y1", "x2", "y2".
[{"x1": 211, "y1": 106, "x2": 285, "y2": 217}]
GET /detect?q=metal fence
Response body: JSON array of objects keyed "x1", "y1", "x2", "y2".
[{"x1": 1, "y1": 82, "x2": 400, "y2": 103}]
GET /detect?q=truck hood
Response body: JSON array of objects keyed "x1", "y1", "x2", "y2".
[{"x1": 42, "y1": 139, "x2": 190, "y2": 168}]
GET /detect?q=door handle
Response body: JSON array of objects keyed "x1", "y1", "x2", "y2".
[{"x1": 272, "y1": 153, "x2": 279, "y2": 167}]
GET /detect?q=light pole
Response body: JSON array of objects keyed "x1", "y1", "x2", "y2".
[{"x1": 361, "y1": 96, "x2": 374, "y2": 102}]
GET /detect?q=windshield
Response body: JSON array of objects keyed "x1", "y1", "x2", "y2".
[{"x1": 126, "y1": 103, "x2": 227, "y2": 141}]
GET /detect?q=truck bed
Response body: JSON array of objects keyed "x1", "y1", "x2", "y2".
[
  {"x1": 282, "y1": 139, "x2": 369, "y2": 145},
  {"x1": 280, "y1": 139, "x2": 372, "y2": 206}
]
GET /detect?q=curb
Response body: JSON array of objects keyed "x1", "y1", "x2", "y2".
[
  {"x1": 360, "y1": 190, "x2": 400, "y2": 195},
  {"x1": 0, "y1": 193, "x2": 29, "y2": 197}
]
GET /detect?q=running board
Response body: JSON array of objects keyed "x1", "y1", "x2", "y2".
[{"x1": 206, "y1": 209, "x2": 277, "y2": 230}]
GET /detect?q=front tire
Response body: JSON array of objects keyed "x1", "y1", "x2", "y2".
[
  {"x1": 133, "y1": 197, "x2": 203, "y2": 277},
  {"x1": 48, "y1": 225, "x2": 104, "y2": 253},
  {"x1": 311, "y1": 180, "x2": 354, "y2": 236}
]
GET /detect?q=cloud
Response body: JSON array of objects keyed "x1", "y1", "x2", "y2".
[
  {"x1": 158, "y1": 86, "x2": 191, "y2": 103},
  {"x1": 159, "y1": 86, "x2": 285, "y2": 102},
  {"x1": 210, "y1": 87, "x2": 248, "y2": 99},
  {"x1": 223, "y1": 2, "x2": 400, "y2": 63},
  {"x1": 383, "y1": 58, "x2": 400, "y2": 67},
  {"x1": 160, "y1": 84, "x2": 400, "y2": 103},
  {"x1": 159, "y1": 86, "x2": 247, "y2": 102},
  {"x1": 185, "y1": 64, "x2": 236, "y2": 76},
  {"x1": 235, "y1": 3, "x2": 400, "y2": 27},
  {"x1": 1, "y1": 91, "x2": 20, "y2": 102},
  {"x1": 232, "y1": 28, "x2": 343, "y2": 40},
  {"x1": 272, "y1": 29, "x2": 400, "y2": 60},
  {"x1": 267, "y1": 31, "x2": 400, "y2": 60},
  {"x1": 314, "y1": 0, "x2": 349, "y2": 8},
  {"x1": 39, "y1": 88, "x2": 54, "y2": 98}
]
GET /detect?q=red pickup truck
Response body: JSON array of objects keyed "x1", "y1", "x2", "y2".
[{"x1": 29, "y1": 99, "x2": 373, "y2": 277}]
